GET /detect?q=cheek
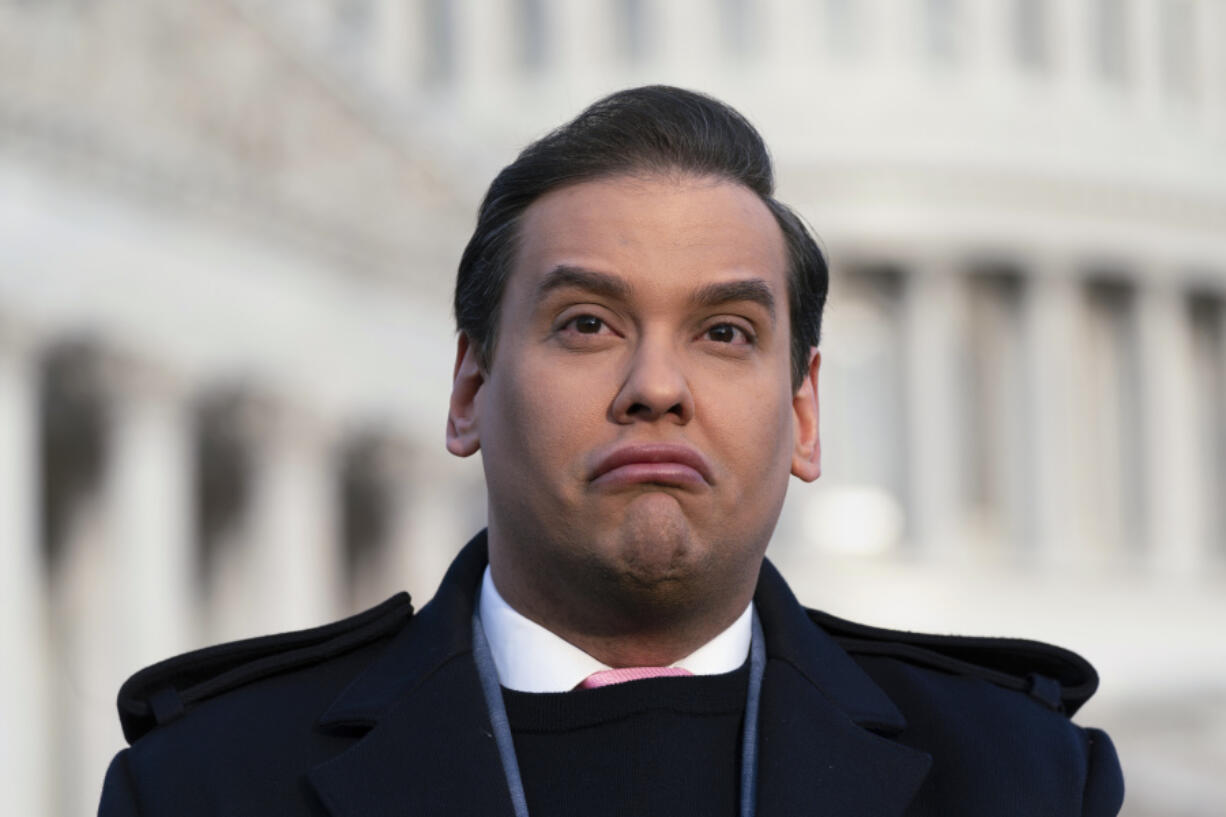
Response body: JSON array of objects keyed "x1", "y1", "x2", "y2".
[
  {"x1": 483, "y1": 351, "x2": 611, "y2": 478},
  {"x1": 700, "y1": 375, "x2": 795, "y2": 480}
]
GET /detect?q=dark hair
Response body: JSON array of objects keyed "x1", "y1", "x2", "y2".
[{"x1": 454, "y1": 85, "x2": 828, "y2": 389}]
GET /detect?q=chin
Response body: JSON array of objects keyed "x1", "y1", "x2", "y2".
[{"x1": 598, "y1": 493, "x2": 709, "y2": 592}]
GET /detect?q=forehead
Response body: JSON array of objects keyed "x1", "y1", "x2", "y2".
[{"x1": 510, "y1": 173, "x2": 788, "y2": 298}]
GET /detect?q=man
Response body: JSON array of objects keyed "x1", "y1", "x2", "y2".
[{"x1": 99, "y1": 86, "x2": 1124, "y2": 816}]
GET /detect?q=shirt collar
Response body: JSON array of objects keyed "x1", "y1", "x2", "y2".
[{"x1": 478, "y1": 564, "x2": 754, "y2": 692}]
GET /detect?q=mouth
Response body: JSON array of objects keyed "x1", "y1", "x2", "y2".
[{"x1": 589, "y1": 443, "x2": 714, "y2": 489}]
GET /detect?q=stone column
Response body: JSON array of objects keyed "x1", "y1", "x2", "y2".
[
  {"x1": 453, "y1": 0, "x2": 516, "y2": 106},
  {"x1": 1216, "y1": 300, "x2": 1226, "y2": 552},
  {"x1": 762, "y1": 0, "x2": 821, "y2": 71},
  {"x1": 1135, "y1": 277, "x2": 1202, "y2": 575},
  {"x1": 1021, "y1": 265, "x2": 1086, "y2": 564},
  {"x1": 865, "y1": 0, "x2": 915, "y2": 72},
  {"x1": 337, "y1": 432, "x2": 408, "y2": 611},
  {"x1": 549, "y1": 0, "x2": 617, "y2": 93},
  {"x1": 397, "y1": 451, "x2": 478, "y2": 607},
  {"x1": 1052, "y1": 0, "x2": 1092, "y2": 101},
  {"x1": 371, "y1": 0, "x2": 412, "y2": 95},
  {"x1": 55, "y1": 351, "x2": 195, "y2": 817},
  {"x1": 401, "y1": 0, "x2": 433, "y2": 85},
  {"x1": 104, "y1": 355, "x2": 196, "y2": 670},
  {"x1": 1130, "y1": 0, "x2": 1163, "y2": 114},
  {"x1": 902, "y1": 257, "x2": 968, "y2": 556},
  {"x1": 100, "y1": 356, "x2": 196, "y2": 816},
  {"x1": 0, "y1": 321, "x2": 50, "y2": 817},
  {"x1": 230, "y1": 400, "x2": 342, "y2": 636},
  {"x1": 1217, "y1": 300, "x2": 1226, "y2": 554},
  {"x1": 657, "y1": 0, "x2": 720, "y2": 83},
  {"x1": 1198, "y1": 0, "x2": 1224, "y2": 131},
  {"x1": 964, "y1": 0, "x2": 1011, "y2": 81}
]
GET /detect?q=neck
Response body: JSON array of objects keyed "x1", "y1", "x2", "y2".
[{"x1": 488, "y1": 547, "x2": 758, "y2": 668}]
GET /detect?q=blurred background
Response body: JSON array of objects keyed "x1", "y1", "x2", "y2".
[{"x1": 1, "y1": 1, "x2": 1224, "y2": 814}]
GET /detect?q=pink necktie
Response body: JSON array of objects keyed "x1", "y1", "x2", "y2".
[{"x1": 576, "y1": 666, "x2": 693, "y2": 689}]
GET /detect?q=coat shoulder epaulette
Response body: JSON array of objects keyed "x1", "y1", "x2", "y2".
[
  {"x1": 117, "y1": 592, "x2": 414, "y2": 744},
  {"x1": 808, "y1": 608, "x2": 1099, "y2": 716}
]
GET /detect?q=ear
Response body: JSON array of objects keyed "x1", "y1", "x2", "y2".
[
  {"x1": 790, "y1": 347, "x2": 821, "y2": 482},
  {"x1": 446, "y1": 332, "x2": 484, "y2": 457}
]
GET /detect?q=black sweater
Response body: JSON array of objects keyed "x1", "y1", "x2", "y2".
[{"x1": 501, "y1": 664, "x2": 750, "y2": 817}]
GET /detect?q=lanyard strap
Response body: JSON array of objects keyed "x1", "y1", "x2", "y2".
[
  {"x1": 472, "y1": 609, "x2": 531, "y2": 817},
  {"x1": 471, "y1": 606, "x2": 766, "y2": 817},
  {"x1": 740, "y1": 610, "x2": 766, "y2": 817}
]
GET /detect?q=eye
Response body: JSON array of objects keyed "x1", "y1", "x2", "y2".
[
  {"x1": 556, "y1": 313, "x2": 616, "y2": 340},
  {"x1": 704, "y1": 322, "x2": 752, "y2": 344},
  {"x1": 559, "y1": 312, "x2": 610, "y2": 336},
  {"x1": 571, "y1": 315, "x2": 605, "y2": 334}
]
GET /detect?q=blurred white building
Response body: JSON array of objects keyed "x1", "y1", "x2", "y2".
[{"x1": 1, "y1": 1, "x2": 1224, "y2": 815}]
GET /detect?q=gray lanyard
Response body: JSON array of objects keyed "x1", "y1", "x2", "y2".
[{"x1": 471, "y1": 605, "x2": 767, "y2": 817}]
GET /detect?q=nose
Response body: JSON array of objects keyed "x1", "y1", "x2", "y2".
[{"x1": 609, "y1": 337, "x2": 694, "y2": 425}]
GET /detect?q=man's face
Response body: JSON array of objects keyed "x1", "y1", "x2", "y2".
[{"x1": 448, "y1": 173, "x2": 820, "y2": 630}]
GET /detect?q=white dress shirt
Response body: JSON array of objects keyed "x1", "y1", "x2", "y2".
[{"x1": 478, "y1": 565, "x2": 754, "y2": 692}]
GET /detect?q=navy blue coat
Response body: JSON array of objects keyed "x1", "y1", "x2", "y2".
[{"x1": 99, "y1": 531, "x2": 1123, "y2": 816}]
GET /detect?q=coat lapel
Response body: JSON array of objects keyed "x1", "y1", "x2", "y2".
[
  {"x1": 306, "y1": 532, "x2": 516, "y2": 817},
  {"x1": 753, "y1": 559, "x2": 933, "y2": 817}
]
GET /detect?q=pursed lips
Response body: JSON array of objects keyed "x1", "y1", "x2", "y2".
[{"x1": 589, "y1": 443, "x2": 714, "y2": 489}]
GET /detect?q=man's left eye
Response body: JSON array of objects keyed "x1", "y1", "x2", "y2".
[{"x1": 705, "y1": 323, "x2": 750, "y2": 344}]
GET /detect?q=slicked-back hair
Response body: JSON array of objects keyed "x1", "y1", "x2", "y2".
[{"x1": 454, "y1": 85, "x2": 829, "y2": 389}]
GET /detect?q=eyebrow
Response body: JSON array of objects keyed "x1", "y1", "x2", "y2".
[
  {"x1": 535, "y1": 264, "x2": 776, "y2": 323},
  {"x1": 535, "y1": 266, "x2": 632, "y2": 301},
  {"x1": 691, "y1": 278, "x2": 776, "y2": 323}
]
